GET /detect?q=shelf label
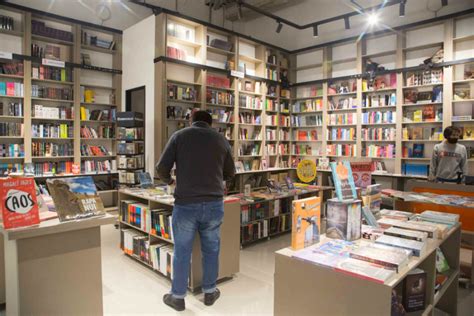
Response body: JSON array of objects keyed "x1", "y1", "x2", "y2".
[
  {"x1": 42, "y1": 58, "x2": 65, "y2": 68},
  {"x1": 0, "y1": 51, "x2": 13, "y2": 60},
  {"x1": 231, "y1": 70, "x2": 244, "y2": 78}
]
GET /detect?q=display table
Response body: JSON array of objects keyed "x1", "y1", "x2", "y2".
[
  {"x1": 118, "y1": 189, "x2": 240, "y2": 292},
  {"x1": 274, "y1": 224, "x2": 461, "y2": 316},
  {"x1": 0, "y1": 214, "x2": 116, "y2": 316}
]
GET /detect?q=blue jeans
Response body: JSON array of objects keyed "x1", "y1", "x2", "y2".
[{"x1": 171, "y1": 200, "x2": 224, "y2": 298}]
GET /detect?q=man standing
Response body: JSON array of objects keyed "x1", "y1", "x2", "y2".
[
  {"x1": 156, "y1": 110, "x2": 235, "y2": 311},
  {"x1": 430, "y1": 126, "x2": 468, "y2": 183}
]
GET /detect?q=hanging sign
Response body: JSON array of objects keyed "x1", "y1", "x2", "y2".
[
  {"x1": 230, "y1": 70, "x2": 244, "y2": 78},
  {"x1": 0, "y1": 51, "x2": 13, "y2": 60},
  {"x1": 42, "y1": 58, "x2": 65, "y2": 68}
]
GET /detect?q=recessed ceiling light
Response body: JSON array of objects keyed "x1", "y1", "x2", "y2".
[{"x1": 368, "y1": 13, "x2": 379, "y2": 26}]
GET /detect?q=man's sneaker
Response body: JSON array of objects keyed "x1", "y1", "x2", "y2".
[
  {"x1": 163, "y1": 294, "x2": 185, "y2": 311},
  {"x1": 204, "y1": 288, "x2": 221, "y2": 306}
]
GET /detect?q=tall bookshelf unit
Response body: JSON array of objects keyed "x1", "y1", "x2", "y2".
[
  {"x1": 289, "y1": 15, "x2": 474, "y2": 177},
  {"x1": 0, "y1": 4, "x2": 122, "y2": 210},
  {"x1": 154, "y1": 14, "x2": 293, "y2": 179}
]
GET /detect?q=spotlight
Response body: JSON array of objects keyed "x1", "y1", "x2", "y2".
[
  {"x1": 368, "y1": 13, "x2": 379, "y2": 26},
  {"x1": 399, "y1": 0, "x2": 406, "y2": 17},
  {"x1": 276, "y1": 21, "x2": 283, "y2": 33},
  {"x1": 313, "y1": 24, "x2": 318, "y2": 37},
  {"x1": 344, "y1": 16, "x2": 350, "y2": 29},
  {"x1": 441, "y1": 0, "x2": 447, "y2": 6}
]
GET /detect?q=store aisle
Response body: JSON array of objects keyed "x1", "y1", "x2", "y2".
[
  {"x1": 101, "y1": 223, "x2": 290, "y2": 316},
  {"x1": 100, "y1": 223, "x2": 474, "y2": 316}
]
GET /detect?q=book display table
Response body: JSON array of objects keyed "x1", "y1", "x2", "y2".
[
  {"x1": 118, "y1": 188, "x2": 240, "y2": 292},
  {"x1": 0, "y1": 214, "x2": 115, "y2": 316},
  {"x1": 274, "y1": 224, "x2": 461, "y2": 316}
]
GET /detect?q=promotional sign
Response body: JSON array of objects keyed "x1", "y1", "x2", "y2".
[
  {"x1": 0, "y1": 51, "x2": 13, "y2": 60},
  {"x1": 42, "y1": 58, "x2": 65, "y2": 68},
  {"x1": 350, "y1": 162, "x2": 373, "y2": 189},
  {"x1": 230, "y1": 70, "x2": 244, "y2": 78},
  {"x1": 296, "y1": 159, "x2": 317, "y2": 183},
  {"x1": 0, "y1": 177, "x2": 40, "y2": 229}
]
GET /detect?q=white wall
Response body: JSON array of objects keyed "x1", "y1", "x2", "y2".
[{"x1": 122, "y1": 15, "x2": 156, "y2": 176}]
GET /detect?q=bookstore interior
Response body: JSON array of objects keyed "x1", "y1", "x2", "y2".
[{"x1": 0, "y1": 0, "x2": 474, "y2": 315}]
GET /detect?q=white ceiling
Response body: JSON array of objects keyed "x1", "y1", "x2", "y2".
[{"x1": 4, "y1": 0, "x2": 474, "y2": 50}]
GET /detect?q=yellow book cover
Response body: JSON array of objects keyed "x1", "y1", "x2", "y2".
[
  {"x1": 84, "y1": 89, "x2": 95, "y2": 103},
  {"x1": 80, "y1": 106, "x2": 86, "y2": 120},
  {"x1": 413, "y1": 110, "x2": 422, "y2": 122},
  {"x1": 291, "y1": 196, "x2": 321, "y2": 250}
]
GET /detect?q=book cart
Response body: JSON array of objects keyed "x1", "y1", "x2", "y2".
[
  {"x1": 117, "y1": 188, "x2": 240, "y2": 292},
  {"x1": 274, "y1": 224, "x2": 461, "y2": 316}
]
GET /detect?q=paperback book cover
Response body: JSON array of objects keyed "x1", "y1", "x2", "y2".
[
  {"x1": 47, "y1": 176, "x2": 105, "y2": 222},
  {"x1": 349, "y1": 244, "x2": 409, "y2": 272},
  {"x1": 384, "y1": 226, "x2": 428, "y2": 242},
  {"x1": 326, "y1": 198, "x2": 362, "y2": 241},
  {"x1": 291, "y1": 196, "x2": 321, "y2": 250},
  {"x1": 403, "y1": 268, "x2": 427, "y2": 312},
  {"x1": 0, "y1": 177, "x2": 40, "y2": 229},
  {"x1": 375, "y1": 235, "x2": 425, "y2": 257},
  {"x1": 330, "y1": 161, "x2": 357, "y2": 201},
  {"x1": 350, "y1": 162, "x2": 372, "y2": 188}
]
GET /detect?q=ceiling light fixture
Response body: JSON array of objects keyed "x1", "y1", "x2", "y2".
[
  {"x1": 344, "y1": 16, "x2": 350, "y2": 29},
  {"x1": 276, "y1": 21, "x2": 283, "y2": 33},
  {"x1": 441, "y1": 0, "x2": 448, "y2": 6},
  {"x1": 367, "y1": 13, "x2": 379, "y2": 26},
  {"x1": 399, "y1": 0, "x2": 406, "y2": 17},
  {"x1": 313, "y1": 24, "x2": 318, "y2": 37}
]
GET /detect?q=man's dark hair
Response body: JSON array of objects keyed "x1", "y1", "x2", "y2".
[
  {"x1": 444, "y1": 126, "x2": 461, "y2": 139},
  {"x1": 192, "y1": 110, "x2": 212, "y2": 126}
]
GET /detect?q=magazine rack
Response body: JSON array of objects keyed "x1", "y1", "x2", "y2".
[
  {"x1": 274, "y1": 224, "x2": 461, "y2": 316},
  {"x1": 0, "y1": 214, "x2": 115, "y2": 315}
]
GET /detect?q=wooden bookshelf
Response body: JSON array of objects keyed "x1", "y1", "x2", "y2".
[{"x1": 0, "y1": 3, "x2": 121, "y2": 188}]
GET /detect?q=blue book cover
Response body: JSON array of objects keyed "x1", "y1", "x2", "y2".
[{"x1": 330, "y1": 161, "x2": 357, "y2": 201}]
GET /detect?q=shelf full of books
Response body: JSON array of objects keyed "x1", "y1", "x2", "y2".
[
  {"x1": 0, "y1": 3, "x2": 122, "y2": 179},
  {"x1": 117, "y1": 112, "x2": 144, "y2": 186}
]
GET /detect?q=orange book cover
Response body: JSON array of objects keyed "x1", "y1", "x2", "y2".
[{"x1": 291, "y1": 196, "x2": 321, "y2": 250}]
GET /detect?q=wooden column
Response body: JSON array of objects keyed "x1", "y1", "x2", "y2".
[
  {"x1": 443, "y1": 19, "x2": 454, "y2": 129},
  {"x1": 395, "y1": 33, "x2": 405, "y2": 174},
  {"x1": 23, "y1": 12, "x2": 32, "y2": 163},
  {"x1": 321, "y1": 47, "x2": 332, "y2": 157},
  {"x1": 356, "y1": 41, "x2": 363, "y2": 158}
]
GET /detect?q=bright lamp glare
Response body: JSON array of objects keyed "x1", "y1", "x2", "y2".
[{"x1": 368, "y1": 13, "x2": 379, "y2": 26}]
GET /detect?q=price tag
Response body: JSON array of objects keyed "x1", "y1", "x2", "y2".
[
  {"x1": 42, "y1": 58, "x2": 65, "y2": 68},
  {"x1": 230, "y1": 70, "x2": 244, "y2": 78},
  {"x1": 0, "y1": 51, "x2": 13, "y2": 60}
]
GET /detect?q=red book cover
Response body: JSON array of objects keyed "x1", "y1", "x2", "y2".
[{"x1": 1, "y1": 177, "x2": 40, "y2": 229}]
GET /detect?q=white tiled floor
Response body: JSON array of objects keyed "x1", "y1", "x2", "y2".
[{"x1": 101, "y1": 224, "x2": 474, "y2": 316}]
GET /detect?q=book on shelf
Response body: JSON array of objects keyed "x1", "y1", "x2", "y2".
[
  {"x1": 361, "y1": 110, "x2": 396, "y2": 124},
  {"x1": 82, "y1": 159, "x2": 116, "y2": 173},
  {"x1": 33, "y1": 161, "x2": 73, "y2": 176},
  {"x1": 328, "y1": 127, "x2": 355, "y2": 141},
  {"x1": 326, "y1": 199, "x2": 362, "y2": 241},
  {"x1": 402, "y1": 163, "x2": 429, "y2": 177},
  {"x1": 31, "y1": 85, "x2": 72, "y2": 100},
  {"x1": 81, "y1": 30, "x2": 116, "y2": 50},
  {"x1": 31, "y1": 43, "x2": 60, "y2": 59},
  {"x1": 0, "y1": 81, "x2": 23, "y2": 97},
  {"x1": 32, "y1": 123, "x2": 73, "y2": 139},
  {"x1": 291, "y1": 196, "x2": 321, "y2": 250},
  {"x1": 80, "y1": 107, "x2": 116, "y2": 121},
  {"x1": 330, "y1": 161, "x2": 357, "y2": 200},
  {"x1": 118, "y1": 156, "x2": 144, "y2": 169},
  {"x1": 206, "y1": 90, "x2": 234, "y2": 106},
  {"x1": 34, "y1": 104, "x2": 73, "y2": 119},
  {"x1": 0, "y1": 122, "x2": 23, "y2": 136},
  {"x1": 364, "y1": 144, "x2": 395, "y2": 158},
  {"x1": 167, "y1": 83, "x2": 199, "y2": 101},
  {"x1": 291, "y1": 114, "x2": 322, "y2": 127},
  {"x1": 328, "y1": 112, "x2": 357, "y2": 125},
  {"x1": 0, "y1": 144, "x2": 24, "y2": 158},
  {"x1": 80, "y1": 144, "x2": 110, "y2": 157},
  {"x1": 362, "y1": 93, "x2": 396, "y2": 108},
  {"x1": 31, "y1": 65, "x2": 72, "y2": 82},
  {"x1": 0, "y1": 15, "x2": 14, "y2": 31},
  {"x1": 403, "y1": 268, "x2": 427, "y2": 312},
  {"x1": 239, "y1": 95, "x2": 262, "y2": 110},
  {"x1": 362, "y1": 127, "x2": 396, "y2": 141},
  {"x1": 292, "y1": 99, "x2": 323, "y2": 113},
  {"x1": 32, "y1": 142, "x2": 73, "y2": 157},
  {"x1": 327, "y1": 144, "x2": 356, "y2": 157},
  {"x1": 462, "y1": 126, "x2": 474, "y2": 140},
  {"x1": 329, "y1": 97, "x2": 357, "y2": 110},
  {"x1": 31, "y1": 20, "x2": 73, "y2": 42},
  {"x1": 167, "y1": 46, "x2": 187, "y2": 61},
  {"x1": 0, "y1": 101, "x2": 23, "y2": 117},
  {"x1": 47, "y1": 176, "x2": 105, "y2": 222},
  {"x1": 435, "y1": 248, "x2": 450, "y2": 273},
  {"x1": 80, "y1": 125, "x2": 115, "y2": 139},
  {"x1": 0, "y1": 62, "x2": 23, "y2": 76},
  {"x1": 119, "y1": 170, "x2": 141, "y2": 184}
]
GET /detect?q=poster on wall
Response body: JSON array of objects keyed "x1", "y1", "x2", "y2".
[
  {"x1": 350, "y1": 162, "x2": 373, "y2": 189},
  {"x1": 0, "y1": 177, "x2": 40, "y2": 230}
]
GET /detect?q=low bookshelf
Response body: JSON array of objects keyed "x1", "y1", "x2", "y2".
[{"x1": 117, "y1": 188, "x2": 240, "y2": 291}]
